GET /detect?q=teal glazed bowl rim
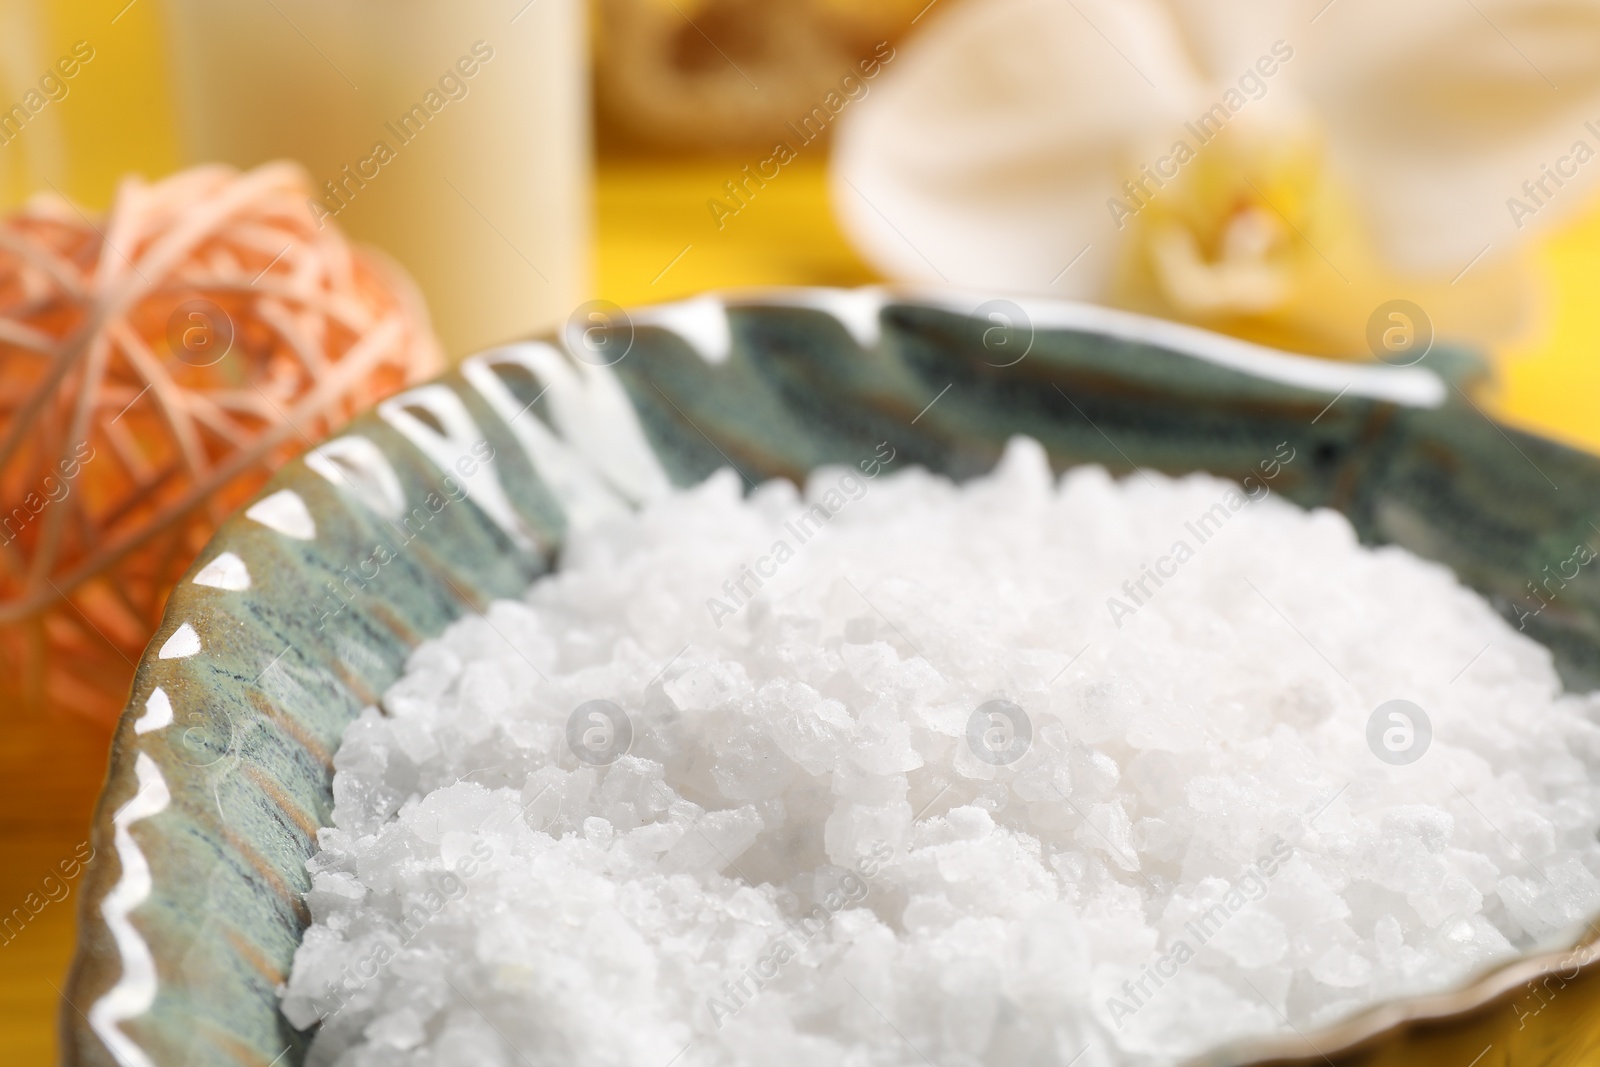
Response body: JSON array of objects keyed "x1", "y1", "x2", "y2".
[{"x1": 61, "y1": 286, "x2": 1600, "y2": 1066}]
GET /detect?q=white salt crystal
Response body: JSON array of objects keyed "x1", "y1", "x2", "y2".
[
  {"x1": 283, "y1": 440, "x2": 1600, "y2": 1067},
  {"x1": 661, "y1": 805, "x2": 765, "y2": 874},
  {"x1": 1311, "y1": 944, "x2": 1373, "y2": 988}
]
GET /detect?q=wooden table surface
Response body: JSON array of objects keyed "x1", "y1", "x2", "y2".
[{"x1": 5, "y1": 154, "x2": 1600, "y2": 1065}]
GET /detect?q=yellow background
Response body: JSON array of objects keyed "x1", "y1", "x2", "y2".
[{"x1": 5, "y1": 4, "x2": 1600, "y2": 1064}]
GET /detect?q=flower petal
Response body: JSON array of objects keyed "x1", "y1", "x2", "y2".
[
  {"x1": 1158, "y1": 0, "x2": 1301, "y2": 79},
  {"x1": 832, "y1": 0, "x2": 1200, "y2": 296},
  {"x1": 1297, "y1": 0, "x2": 1600, "y2": 269}
]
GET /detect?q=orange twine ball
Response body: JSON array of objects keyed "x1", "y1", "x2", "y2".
[{"x1": 0, "y1": 162, "x2": 443, "y2": 725}]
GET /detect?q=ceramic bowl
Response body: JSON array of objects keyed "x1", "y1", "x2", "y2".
[{"x1": 61, "y1": 288, "x2": 1600, "y2": 1066}]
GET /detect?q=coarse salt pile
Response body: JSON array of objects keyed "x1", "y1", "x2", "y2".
[{"x1": 282, "y1": 437, "x2": 1600, "y2": 1067}]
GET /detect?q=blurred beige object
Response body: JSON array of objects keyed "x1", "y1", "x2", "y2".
[
  {"x1": 594, "y1": 0, "x2": 921, "y2": 152},
  {"x1": 162, "y1": 0, "x2": 589, "y2": 357},
  {"x1": 0, "y1": 3, "x2": 63, "y2": 207},
  {"x1": 832, "y1": 0, "x2": 1600, "y2": 357}
]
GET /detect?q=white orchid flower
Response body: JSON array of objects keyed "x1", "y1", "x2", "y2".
[{"x1": 832, "y1": 0, "x2": 1600, "y2": 357}]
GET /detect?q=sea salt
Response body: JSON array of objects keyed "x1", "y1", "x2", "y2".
[{"x1": 281, "y1": 438, "x2": 1600, "y2": 1066}]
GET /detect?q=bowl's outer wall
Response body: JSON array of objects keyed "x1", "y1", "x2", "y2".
[{"x1": 62, "y1": 299, "x2": 1600, "y2": 1065}]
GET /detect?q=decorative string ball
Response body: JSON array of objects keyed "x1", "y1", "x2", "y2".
[{"x1": 0, "y1": 162, "x2": 443, "y2": 725}]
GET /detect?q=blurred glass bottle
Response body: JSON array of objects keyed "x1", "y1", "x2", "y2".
[{"x1": 161, "y1": 0, "x2": 590, "y2": 356}]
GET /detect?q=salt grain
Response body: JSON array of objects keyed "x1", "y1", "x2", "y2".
[{"x1": 282, "y1": 438, "x2": 1600, "y2": 1066}]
